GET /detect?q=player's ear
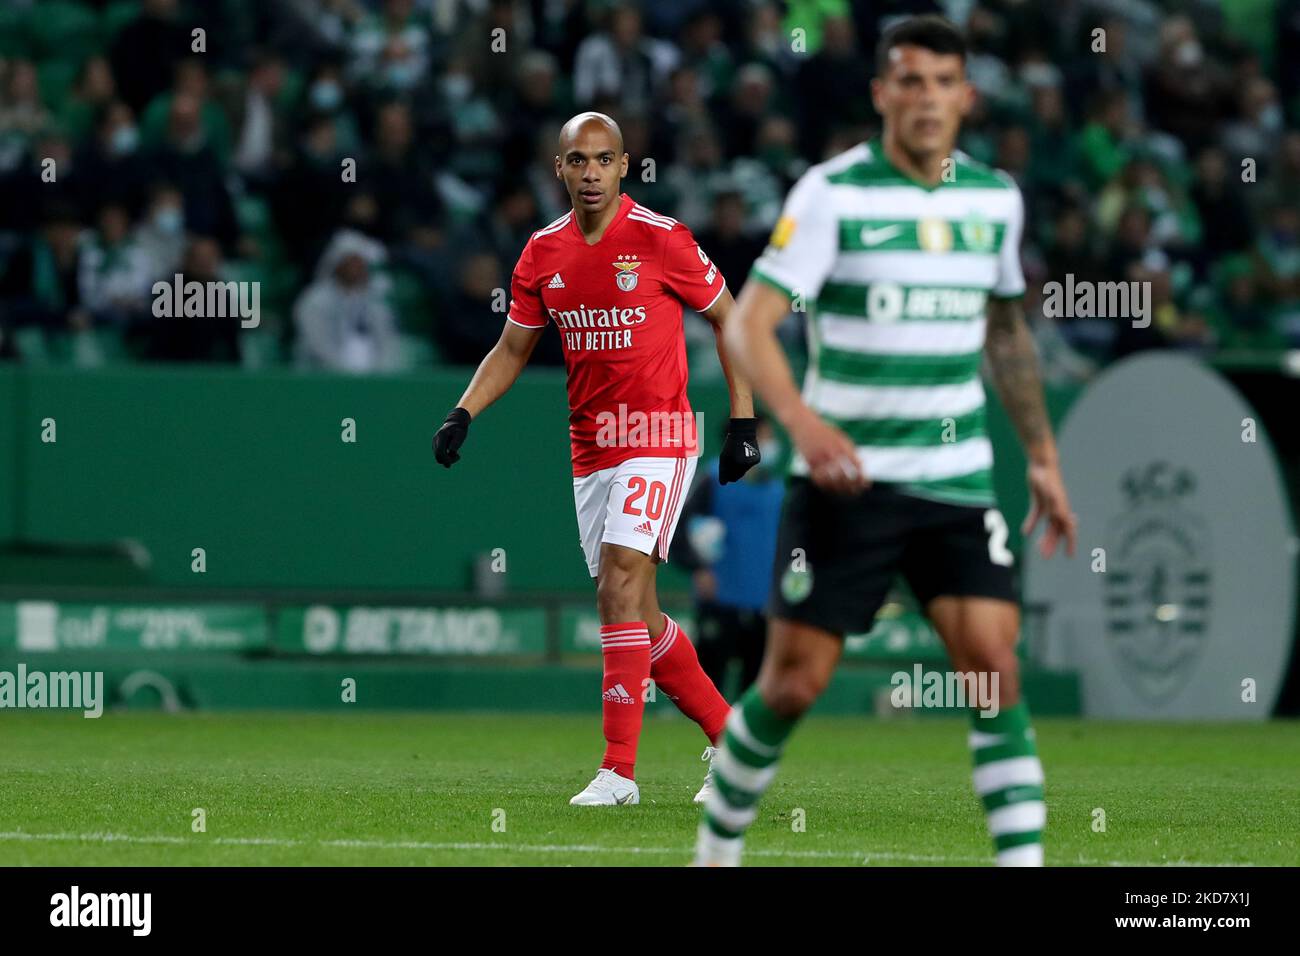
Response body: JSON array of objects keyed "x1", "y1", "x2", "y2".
[
  {"x1": 870, "y1": 76, "x2": 885, "y2": 115},
  {"x1": 554, "y1": 155, "x2": 562, "y2": 179},
  {"x1": 620, "y1": 152, "x2": 628, "y2": 178}
]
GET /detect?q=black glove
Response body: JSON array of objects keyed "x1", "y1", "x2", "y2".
[
  {"x1": 718, "y1": 417, "x2": 760, "y2": 484},
  {"x1": 432, "y1": 407, "x2": 472, "y2": 468}
]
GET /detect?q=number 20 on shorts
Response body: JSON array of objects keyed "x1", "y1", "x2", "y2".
[{"x1": 623, "y1": 476, "x2": 668, "y2": 520}]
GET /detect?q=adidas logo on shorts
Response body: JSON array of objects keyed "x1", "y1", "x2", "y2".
[
  {"x1": 602, "y1": 683, "x2": 635, "y2": 704},
  {"x1": 633, "y1": 520, "x2": 654, "y2": 536}
]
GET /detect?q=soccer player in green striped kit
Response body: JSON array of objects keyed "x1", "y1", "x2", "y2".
[{"x1": 694, "y1": 15, "x2": 1078, "y2": 866}]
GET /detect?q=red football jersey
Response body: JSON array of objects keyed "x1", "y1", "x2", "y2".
[{"x1": 507, "y1": 194, "x2": 727, "y2": 477}]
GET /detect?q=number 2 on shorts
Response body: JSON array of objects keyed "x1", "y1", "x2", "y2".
[{"x1": 984, "y1": 509, "x2": 1014, "y2": 567}]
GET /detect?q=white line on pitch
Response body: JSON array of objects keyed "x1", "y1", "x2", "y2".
[{"x1": 0, "y1": 831, "x2": 1253, "y2": 866}]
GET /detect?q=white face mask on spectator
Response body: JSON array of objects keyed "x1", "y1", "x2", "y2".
[
  {"x1": 386, "y1": 60, "x2": 421, "y2": 90},
  {"x1": 1174, "y1": 40, "x2": 1202, "y2": 67},
  {"x1": 153, "y1": 207, "x2": 183, "y2": 235},
  {"x1": 442, "y1": 73, "x2": 472, "y2": 103},
  {"x1": 310, "y1": 81, "x2": 342, "y2": 111},
  {"x1": 110, "y1": 125, "x2": 138, "y2": 156}
]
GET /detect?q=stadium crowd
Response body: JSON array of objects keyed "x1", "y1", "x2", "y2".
[{"x1": 0, "y1": 0, "x2": 1298, "y2": 377}]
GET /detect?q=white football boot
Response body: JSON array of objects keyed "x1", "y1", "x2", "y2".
[
  {"x1": 569, "y1": 768, "x2": 639, "y2": 806},
  {"x1": 692, "y1": 821, "x2": 743, "y2": 867},
  {"x1": 692, "y1": 746, "x2": 718, "y2": 804}
]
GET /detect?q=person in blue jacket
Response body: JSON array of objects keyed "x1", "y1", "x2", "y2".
[{"x1": 671, "y1": 413, "x2": 785, "y2": 699}]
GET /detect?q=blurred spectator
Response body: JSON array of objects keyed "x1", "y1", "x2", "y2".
[
  {"x1": 273, "y1": 113, "x2": 350, "y2": 269},
  {"x1": 0, "y1": 0, "x2": 1294, "y2": 373},
  {"x1": 573, "y1": 3, "x2": 678, "y2": 111},
  {"x1": 437, "y1": 54, "x2": 505, "y2": 185},
  {"x1": 795, "y1": 14, "x2": 870, "y2": 160},
  {"x1": 500, "y1": 52, "x2": 568, "y2": 178},
  {"x1": 1065, "y1": 14, "x2": 1145, "y2": 126},
  {"x1": 1220, "y1": 77, "x2": 1286, "y2": 168},
  {"x1": 695, "y1": 190, "x2": 765, "y2": 296},
  {"x1": 144, "y1": 92, "x2": 238, "y2": 250},
  {"x1": 76, "y1": 101, "x2": 150, "y2": 216},
  {"x1": 0, "y1": 131, "x2": 87, "y2": 235},
  {"x1": 294, "y1": 230, "x2": 399, "y2": 372},
  {"x1": 78, "y1": 202, "x2": 154, "y2": 326},
  {"x1": 743, "y1": 1, "x2": 800, "y2": 78},
  {"x1": 1200, "y1": 255, "x2": 1280, "y2": 349},
  {"x1": 134, "y1": 182, "x2": 188, "y2": 278},
  {"x1": 1096, "y1": 156, "x2": 1199, "y2": 256},
  {"x1": 366, "y1": 101, "x2": 442, "y2": 243},
  {"x1": 1143, "y1": 15, "x2": 1228, "y2": 153},
  {"x1": 482, "y1": 183, "x2": 539, "y2": 264},
  {"x1": 109, "y1": 0, "x2": 190, "y2": 115},
  {"x1": 0, "y1": 60, "x2": 49, "y2": 172},
  {"x1": 350, "y1": 0, "x2": 430, "y2": 92},
  {"x1": 140, "y1": 58, "x2": 233, "y2": 168},
  {"x1": 671, "y1": 414, "x2": 784, "y2": 699},
  {"x1": 717, "y1": 63, "x2": 776, "y2": 160},
  {"x1": 1189, "y1": 146, "x2": 1254, "y2": 265},
  {"x1": 676, "y1": 10, "x2": 734, "y2": 101},
  {"x1": 1254, "y1": 204, "x2": 1300, "y2": 307},
  {"x1": 61, "y1": 56, "x2": 118, "y2": 144},
  {"x1": 0, "y1": 204, "x2": 87, "y2": 336},
  {"x1": 131, "y1": 236, "x2": 241, "y2": 362},
  {"x1": 435, "y1": 250, "x2": 510, "y2": 365},
  {"x1": 1078, "y1": 90, "x2": 1135, "y2": 190},
  {"x1": 224, "y1": 50, "x2": 292, "y2": 186}
]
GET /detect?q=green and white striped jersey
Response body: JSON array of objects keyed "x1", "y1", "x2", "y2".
[{"x1": 751, "y1": 139, "x2": 1025, "y2": 507}]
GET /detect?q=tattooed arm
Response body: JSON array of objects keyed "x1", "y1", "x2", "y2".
[{"x1": 985, "y1": 297, "x2": 1077, "y2": 558}]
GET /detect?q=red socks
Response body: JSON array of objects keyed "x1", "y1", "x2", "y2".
[
  {"x1": 599, "y1": 622, "x2": 650, "y2": 779},
  {"x1": 598, "y1": 616, "x2": 731, "y2": 779},
  {"x1": 650, "y1": 614, "x2": 729, "y2": 744}
]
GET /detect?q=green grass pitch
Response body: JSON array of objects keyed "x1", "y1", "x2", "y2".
[{"x1": 1, "y1": 712, "x2": 1296, "y2": 866}]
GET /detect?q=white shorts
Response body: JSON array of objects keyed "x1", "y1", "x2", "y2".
[{"x1": 572, "y1": 455, "x2": 699, "y2": 578}]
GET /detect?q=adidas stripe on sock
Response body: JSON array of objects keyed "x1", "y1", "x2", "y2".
[
  {"x1": 599, "y1": 621, "x2": 650, "y2": 779},
  {"x1": 650, "y1": 614, "x2": 730, "y2": 743}
]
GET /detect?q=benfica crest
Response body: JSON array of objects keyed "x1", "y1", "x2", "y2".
[
  {"x1": 1104, "y1": 462, "x2": 1212, "y2": 704},
  {"x1": 613, "y1": 255, "x2": 641, "y2": 292}
]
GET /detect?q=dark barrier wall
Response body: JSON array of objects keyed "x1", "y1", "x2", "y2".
[{"x1": 0, "y1": 365, "x2": 1079, "y2": 594}]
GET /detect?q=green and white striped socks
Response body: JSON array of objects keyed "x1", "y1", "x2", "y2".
[
  {"x1": 695, "y1": 685, "x2": 796, "y2": 866},
  {"x1": 694, "y1": 688, "x2": 1046, "y2": 867},
  {"x1": 969, "y1": 701, "x2": 1046, "y2": 866}
]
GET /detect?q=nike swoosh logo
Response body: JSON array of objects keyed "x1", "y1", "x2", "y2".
[
  {"x1": 615, "y1": 792, "x2": 635, "y2": 805},
  {"x1": 860, "y1": 224, "x2": 903, "y2": 246}
]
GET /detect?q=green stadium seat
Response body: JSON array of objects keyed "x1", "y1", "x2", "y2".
[
  {"x1": 0, "y1": 7, "x2": 30, "y2": 57},
  {"x1": 13, "y1": 327, "x2": 50, "y2": 364},
  {"x1": 37, "y1": 59, "x2": 81, "y2": 113},
  {"x1": 384, "y1": 267, "x2": 435, "y2": 337},
  {"x1": 28, "y1": 1, "x2": 102, "y2": 61},
  {"x1": 100, "y1": 1, "x2": 143, "y2": 45},
  {"x1": 394, "y1": 333, "x2": 435, "y2": 369},
  {"x1": 235, "y1": 194, "x2": 272, "y2": 234}
]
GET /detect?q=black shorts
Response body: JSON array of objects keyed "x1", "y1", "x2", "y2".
[{"x1": 766, "y1": 478, "x2": 1018, "y2": 636}]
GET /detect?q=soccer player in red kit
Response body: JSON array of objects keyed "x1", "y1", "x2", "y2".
[{"x1": 433, "y1": 112, "x2": 761, "y2": 805}]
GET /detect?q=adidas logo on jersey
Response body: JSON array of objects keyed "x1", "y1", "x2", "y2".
[
  {"x1": 548, "y1": 273, "x2": 565, "y2": 289},
  {"x1": 633, "y1": 520, "x2": 654, "y2": 536},
  {"x1": 602, "y1": 683, "x2": 635, "y2": 704}
]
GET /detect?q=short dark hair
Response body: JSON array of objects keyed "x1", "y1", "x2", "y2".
[{"x1": 876, "y1": 15, "x2": 966, "y2": 77}]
